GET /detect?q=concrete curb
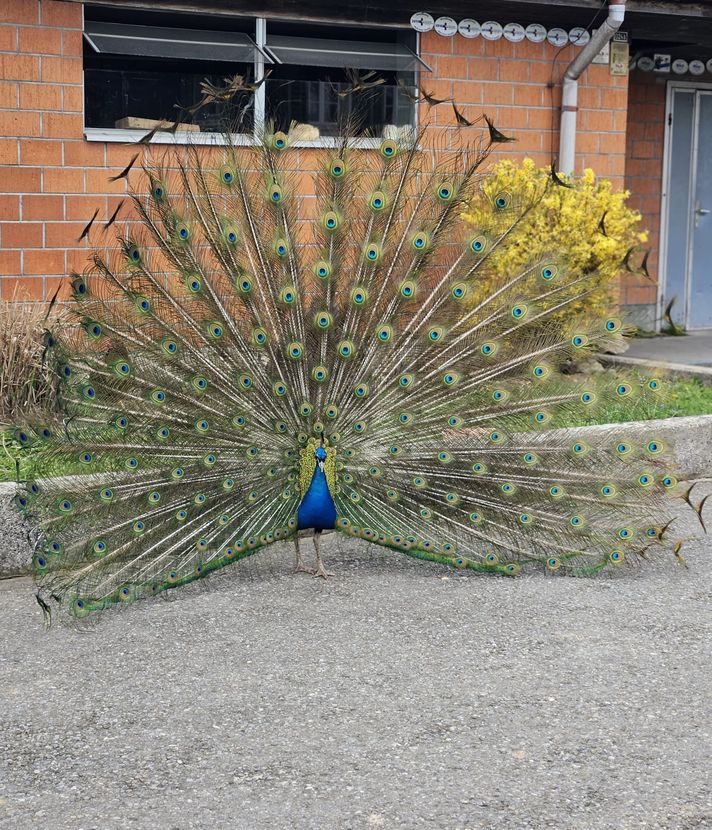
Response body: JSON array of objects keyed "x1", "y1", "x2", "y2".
[
  {"x1": 599, "y1": 353, "x2": 712, "y2": 384},
  {"x1": 2, "y1": 413, "x2": 711, "y2": 578},
  {"x1": 0, "y1": 481, "x2": 34, "y2": 579}
]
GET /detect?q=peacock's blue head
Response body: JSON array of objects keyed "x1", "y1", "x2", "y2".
[{"x1": 314, "y1": 446, "x2": 327, "y2": 472}]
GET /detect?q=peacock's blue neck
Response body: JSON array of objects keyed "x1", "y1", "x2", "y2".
[{"x1": 297, "y1": 464, "x2": 337, "y2": 531}]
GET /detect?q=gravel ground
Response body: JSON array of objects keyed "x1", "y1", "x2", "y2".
[{"x1": 1, "y1": 510, "x2": 711, "y2": 830}]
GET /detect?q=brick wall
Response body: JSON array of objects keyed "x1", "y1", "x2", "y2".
[
  {"x1": 0, "y1": 1, "x2": 633, "y2": 301},
  {"x1": 419, "y1": 31, "x2": 629, "y2": 182},
  {"x1": 622, "y1": 70, "x2": 666, "y2": 318}
]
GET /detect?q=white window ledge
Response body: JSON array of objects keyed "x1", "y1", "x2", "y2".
[{"x1": 84, "y1": 127, "x2": 386, "y2": 149}]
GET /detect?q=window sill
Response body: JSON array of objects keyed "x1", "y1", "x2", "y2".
[{"x1": 84, "y1": 127, "x2": 386, "y2": 149}]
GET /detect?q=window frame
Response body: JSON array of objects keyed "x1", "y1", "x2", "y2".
[{"x1": 82, "y1": 13, "x2": 422, "y2": 147}]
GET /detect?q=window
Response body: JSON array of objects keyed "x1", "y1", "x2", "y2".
[
  {"x1": 263, "y1": 21, "x2": 423, "y2": 138},
  {"x1": 83, "y1": 6, "x2": 425, "y2": 142},
  {"x1": 83, "y1": 8, "x2": 261, "y2": 134}
]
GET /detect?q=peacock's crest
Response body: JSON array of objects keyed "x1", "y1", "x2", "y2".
[{"x1": 299, "y1": 437, "x2": 337, "y2": 497}]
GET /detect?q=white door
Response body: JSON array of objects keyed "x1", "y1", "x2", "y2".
[{"x1": 662, "y1": 85, "x2": 712, "y2": 329}]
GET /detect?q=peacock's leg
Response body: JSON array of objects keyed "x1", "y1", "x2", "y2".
[
  {"x1": 294, "y1": 535, "x2": 315, "y2": 575},
  {"x1": 313, "y1": 530, "x2": 335, "y2": 579}
]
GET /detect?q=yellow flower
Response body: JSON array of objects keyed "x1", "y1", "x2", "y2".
[{"x1": 461, "y1": 158, "x2": 643, "y2": 324}]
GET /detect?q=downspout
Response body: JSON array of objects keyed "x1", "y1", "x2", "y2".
[{"x1": 558, "y1": 1, "x2": 626, "y2": 175}]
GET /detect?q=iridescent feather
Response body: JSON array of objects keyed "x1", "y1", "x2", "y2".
[{"x1": 14, "y1": 123, "x2": 684, "y2": 618}]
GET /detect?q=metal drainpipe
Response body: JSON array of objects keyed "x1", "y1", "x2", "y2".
[{"x1": 558, "y1": 0, "x2": 626, "y2": 175}]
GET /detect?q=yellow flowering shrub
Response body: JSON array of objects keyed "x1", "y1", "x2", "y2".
[{"x1": 461, "y1": 158, "x2": 647, "y2": 323}]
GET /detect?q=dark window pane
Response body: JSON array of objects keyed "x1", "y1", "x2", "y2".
[
  {"x1": 266, "y1": 67, "x2": 414, "y2": 137},
  {"x1": 84, "y1": 64, "x2": 254, "y2": 131}
]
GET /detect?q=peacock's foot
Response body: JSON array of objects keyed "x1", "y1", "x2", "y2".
[
  {"x1": 313, "y1": 565, "x2": 335, "y2": 579},
  {"x1": 294, "y1": 563, "x2": 317, "y2": 575}
]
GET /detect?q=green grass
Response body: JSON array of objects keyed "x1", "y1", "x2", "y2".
[
  {"x1": 555, "y1": 376, "x2": 712, "y2": 428},
  {"x1": 3, "y1": 377, "x2": 712, "y2": 485}
]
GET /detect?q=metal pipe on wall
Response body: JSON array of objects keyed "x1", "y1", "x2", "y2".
[{"x1": 558, "y1": 0, "x2": 626, "y2": 175}]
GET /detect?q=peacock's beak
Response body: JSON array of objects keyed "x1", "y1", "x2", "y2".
[{"x1": 317, "y1": 460, "x2": 325, "y2": 472}]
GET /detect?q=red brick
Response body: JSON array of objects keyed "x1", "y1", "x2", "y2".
[
  {"x1": 430, "y1": 78, "x2": 456, "y2": 102},
  {"x1": 436, "y1": 56, "x2": 467, "y2": 79},
  {"x1": 582, "y1": 109, "x2": 615, "y2": 132},
  {"x1": 483, "y1": 82, "x2": 514, "y2": 106},
  {"x1": 643, "y1": 122, "x2": 664, "y2": 142},
  {"x1": 576, "y1": 132, "x2": 600, "y2": 154},
  {"x1": 41, "y1": 111, "x2": 83, "y2": 138},
  {"x1": 629, "y1": 174, "x2": 661, "y2": 195},
  {"x1": 61, "y1": 28, "x2": 82, "y2": 55},
  {"x1": 484, "y1": 38, "x2": 514, "y2": 59},
  {"x1": 66, "y1": 194, "x2": 106, "y2": 220},
  {"x1": 107, "y1": 194, "x2": 131, "y2": 220},
  {"x1": 3, "y1": 165, "x2": 41, "y2": 190},
  {"x1": 62, "y1": 84, "x2": 83, "y2": 112},
  {"x1": 19, "y1": 26, "x2": 61, "y2": 54},
  {"x1": 0, "y1": 195, "x2": 20, "y2": 221},
  {"x1": 468, "y1": 57, "x2": 498, "y2": 81},
  {"x1": 631, "y1": 140, "x2": 656, "y2": 159},
  {"x1": 43, "y1": 276, "x2": 73, "y2": 301},
  {"x1": 106, "y1": 143, "x2": 147, "y2": 167},
  {"x1": 64, "y1": 139, "x2": 105, "y2": 166},
  {"x1": 8, "y1": 277, "x2": 45, "y2": 300},
  {"x1": 527, "y1": 108, "x2": 555, "y2": 130},
  {"x1": 23, "y1": 193, "x2": 63, "y2": 220},
  {"x1": 606, "y1": 155, "x2": 626, "y2": 178},
  {"x1": 20, "y1": 82, "x2": 62, "y2": 110},
  {"x1": 499, "y1": 60, "x2": 530, "y2": 83},
  {"x1": 2, "y1": 111, "x2": 41, "y2": 137},
  {"x1": 19, "y1": 138, "x2": 61, "y2": 164},
  {"x1": 0, "y1": 1, "x2": 39, "y2": 25},
  {"x1": 0, "y1": 80, "x2": 19, "y2": 107},
  {"x1": 67, "y1": 247, "x2": 91, "y2": 272},
  {"x1": 23, "y1": 248, "x2": 65, "y2": 275},
  {"x1": 0, "y1": 249, "x2": 21, "y2": 276},
  {"x1": 612, "y1": 110, "x2": 628, "y2": 132},
  {"x1": 2, "y1": 221, "x2": 43, "y2": 247},
  {"x1": 491, "y1": 106, "x2": 527, "y2": 130},
  {"x1": 43, "y1": 166, "x2": 84, "y2": 192},
  {"x1": 86, "y1": 168, "x2": 128, "y2": 194},
  {"x1": 624, "y1": 158, "x2": 646, "y2": 178},
  {"x1": 45, "y1": 220, "x2": 85, "y2": 247},
  {"x1": 421, "y1": 31, "x2": 452, "y2": 57},
  {"x1": 41, "y1": 0, "x2": 83, "y2": 27},
  {"x1": 513, "y1": 85, "x2": 544, "y2": 107},
  {"x1": 449, "y1": 80, "x2": 482, "y2": 107},
  {"x1": 529, "y1": 60, "x2": 556, "y2": 84},
  {"x1": 0, "y1": 24, "x2": 18, "y2": 50},
  {"x1": 518, "y1": 41, "x2": 548, "y2": 62},
  {"x1": 0, "y1": 138, "x2": 18, "y2": 164},
  {"x1": 602, "y1": 88, "x2": 628, "y2": 110},
  {"x1": 452, "y1": 35, "x2": 484, "y2": 58},
  {"x1": 623, "y1": 283, "x2": 657, "y2": 305},
  {"x1": 40, "y1": 54, "x2": 81, "y2": 83},
  {"x1": 635, "y1": 194, "x2": 663, "y2": 215},
  {"x1": 0, "y1": 53, "x2": 40, "y2": 80}
]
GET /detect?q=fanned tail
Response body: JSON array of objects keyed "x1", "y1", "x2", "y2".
[{"x1": 12, "y1": 121, "x2": 684, "y2": 617}]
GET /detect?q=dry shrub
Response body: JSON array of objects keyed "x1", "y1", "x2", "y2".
[{"x1": 0, "y1": 290, "x2": 67, "y2": 428}]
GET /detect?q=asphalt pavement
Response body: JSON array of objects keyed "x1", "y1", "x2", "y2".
[{"x1": 1, "y1": 520, "x2": 710, "y2": 830}]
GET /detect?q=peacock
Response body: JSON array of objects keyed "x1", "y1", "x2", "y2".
[{"x1": 13, "y1": 121, "x2": 684, "y2": 619}]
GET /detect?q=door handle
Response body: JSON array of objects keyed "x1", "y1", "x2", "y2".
[{"x1": 694, "y1": 202, "x2": 709, "y2": 228}]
